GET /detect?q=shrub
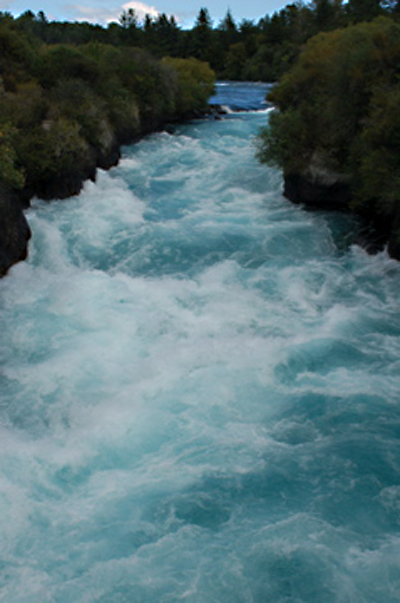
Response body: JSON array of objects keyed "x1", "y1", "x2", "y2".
[
  {"x1": 16, "y1": 118, "x2": 90, "y2": 188},
  {"x1": 258, "y1": 17, "x2": 400, "y2": 219},
  {"x1": 162, "y1": 57, "x2": 215, "y2": 115},
  {"x1": 0, "y1": 124, "x2": 24, "y2": 189}
]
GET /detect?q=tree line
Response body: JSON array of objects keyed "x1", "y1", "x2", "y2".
[{"x1": 2, "y1": 0, "x2": 400, "y2": 82}]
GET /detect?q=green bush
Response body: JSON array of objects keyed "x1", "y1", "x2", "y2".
[
  {"x1": 162, "y1": 57, "x2": 215, "y2": 115},
  {"x1": 258, "y1": 17, "x2": 400, "y2": 218},
  {"x1": 0, "y1": 124, "x2": 24, "y2": 189},
  {"x1": 0, "y1": 25, "x2": 216, "y2": 200},
  {"x1": 16, "y1": 118, "x2": 89, "y2": 187},
  {"x1": 0, "y1": 82, "x2": 46, "y2": 129},
  {"x1": 351, "y1": 84, "x2": 400, "y2": 215},
  {"x1": 48, "y1": 78, "x2": 110, "y2": 148},
  {"x1": 37, "y1": 44, "x2": 101, "y2": 88}
]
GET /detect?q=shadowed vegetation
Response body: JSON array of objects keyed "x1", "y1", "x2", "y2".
[{"x1": 257, "y1": 16, "x2": 400, "y2": 257}]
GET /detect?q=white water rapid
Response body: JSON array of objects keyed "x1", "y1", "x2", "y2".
[{"x1": 1, "y1": 83, "x2": 400, "y2": 602}]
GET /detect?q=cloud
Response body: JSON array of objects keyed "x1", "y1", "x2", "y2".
[
  {"x1": 121, "y1": 1, "x2": 159, "y2": 19},
  {"x1": 64, "y1": 1, "x2": 171, "y2": 25},
  {"x1": 62, "y1": 5, "x2": 113, "y2": 23}
]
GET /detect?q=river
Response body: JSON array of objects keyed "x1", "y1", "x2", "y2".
[{"x1": 1, "y1": 82, "x2": 400, "y2": 602}]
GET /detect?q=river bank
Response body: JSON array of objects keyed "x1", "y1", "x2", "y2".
[
  {"x1": 282, "y1": 169, "x2": 399, "y2": 258},
  {"x1": 0, "y1": 103, "x2": 228, "y2": 277},
  {"x1": 257, "y1": 18, "x2": 400, "y2": 262},
  {"x1": 0, "y1": 45, "x2": 219, "y2": 277}
]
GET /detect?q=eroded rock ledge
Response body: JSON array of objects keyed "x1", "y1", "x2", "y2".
[
  {"x1": 0, "y1": 137, "x2": 119, "y2": 277},
  {"x1": 284, "y1": 172, "x2": 351, "y2": 211},
  {"x1": 283, "y1": 165, "x2": 400, "y2": 260},
  {"x1": 0, "y1": 188, "x2": 31, "y2": 277}
]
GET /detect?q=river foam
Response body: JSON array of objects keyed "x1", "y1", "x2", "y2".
[{"x1": 1, "y1": 83, "x2": 400, "y2": 602}]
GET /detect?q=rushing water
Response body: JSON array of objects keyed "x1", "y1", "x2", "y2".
[{"x1": 1, "y1": 82, "x2": 400, "y2": 602}]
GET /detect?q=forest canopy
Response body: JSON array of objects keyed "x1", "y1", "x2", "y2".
[
  {"x1": 0, "y1": 21, "x2": 215, "y2": 200},
  {"x1": 3, "y1": 0, "x2": 400, "y2": 82}
]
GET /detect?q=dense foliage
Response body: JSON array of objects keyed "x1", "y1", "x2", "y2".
[
  {"x1": 0, "y1": 22, "x2": 215, "y2": 200},
  {"x1": 257, "y1": 16, "x2": 400, "y2": 252},
  {"x1": 258, "y1": 17, "x2": 400, "y2": 207},
  {"x1": 2, "y1": 0, "x2": 400, "y2": 268},
  {"x1": 3, "y1": 0, "x2": 400, "y2": 84}
]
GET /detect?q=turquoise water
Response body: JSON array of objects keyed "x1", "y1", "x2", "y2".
[{"x1": 1, "y1": 83, "x2": 400, "y2": 602}]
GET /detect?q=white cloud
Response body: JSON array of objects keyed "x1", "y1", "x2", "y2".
[
  {"x1": 64, "y1": 5, "x2": 112, "y2": 23},
  {"x1": 64, "y1": 1, "x2": 172, "y2": 25},
  {"x1": 121, "y1": 1, "x2": 159, "y2": 20}
]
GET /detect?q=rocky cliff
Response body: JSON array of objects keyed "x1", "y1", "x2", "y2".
[
  {"x1": 283, "y1": 166, "x2": 400, "y2": 259},
  {"x1": 0, "y1": 188, "x2": 31, "y2": 276}
]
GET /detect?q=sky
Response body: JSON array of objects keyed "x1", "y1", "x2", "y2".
[{"x1": 0, "y1": 0, "x2": 286, "y2": 29}]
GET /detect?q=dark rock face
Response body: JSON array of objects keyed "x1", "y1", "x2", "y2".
[
  {"x1": 208, "y1": 104, "x2": 228, "y2": 118},
  {"x1": 96, "y1": 143, "x2": 121, "y2": 171},
  {"x1": 387, "y1": 213, "x2": 400, "y2": 261},
  {"x1": 26, "y1": 168, "x2": 96, "y2": 202},
  {"x1": 283, "y1": 170, "x2": 400, "y2": 261},
  {"x1": 0, "y1": 188, "x2": 31, "y2": 276},
  {"x1": 284, "y1": 172, "x2": 351, "y2": 210}
]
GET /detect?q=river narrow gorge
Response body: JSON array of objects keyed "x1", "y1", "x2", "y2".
[{"x1": 1, "y1": 82, "x2": 400, "y2": 602}]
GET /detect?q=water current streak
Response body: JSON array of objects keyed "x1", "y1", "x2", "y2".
[{"x1": 1, "y1": 83, "x2": 400, "y2": 602}]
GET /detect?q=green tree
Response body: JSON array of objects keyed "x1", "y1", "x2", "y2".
[
  {"x1": 162, "y1": 57, "x2": 215, "y2": 115},
  {"x1": 224, "y1": 42, "x2": 248, "y2": 79},
  {"x1": 119, "y1": 8, "x2": 138, "y2": 28},
  {"x1": 346, "y1": 0, "x2": 383, "y2": 21},
  {"x1": 257, "y1": 16, "x2": 400, "y2": 230},
  {"x1": 218, "y1": 9, "x2": 239, "y2": 45},
  {"x1": 0, "y1": 124, "x2": 24, "y2": 189},
  {"x1": 190, "y1": 7, "x2": 213, "y2": 62}
]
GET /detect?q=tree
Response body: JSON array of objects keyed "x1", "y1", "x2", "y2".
[
  {"x1": 219, "y1": 9, "x2": 236, "y2": 32},
  {"x1": 313, "y1": 0, "x2": 337, "y2": 29},
  {"x1": 346, "y1": 0, "x2": 383, "y2": 21},
  {"x1": 195, "y1": 7, "x2": 212, "y2": 29},
  {"x1": 190, "y1": 7, "x2": 213, "y2": 62},
  {"x1": 225, "y1": 42, "x2": 248, "y2": 79},
  {"x1": 0, "y1": 124, "x2": 24, "y2": 190},
  {"x1": 119, "y1": 8, "x2": 138, "y2": 29},
  {"x1": 218, "y1": 9, "x2": 239, "y2": 48},
  {"x1": 257, "y1": 17, "x2": 400, "y2": 226}
]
